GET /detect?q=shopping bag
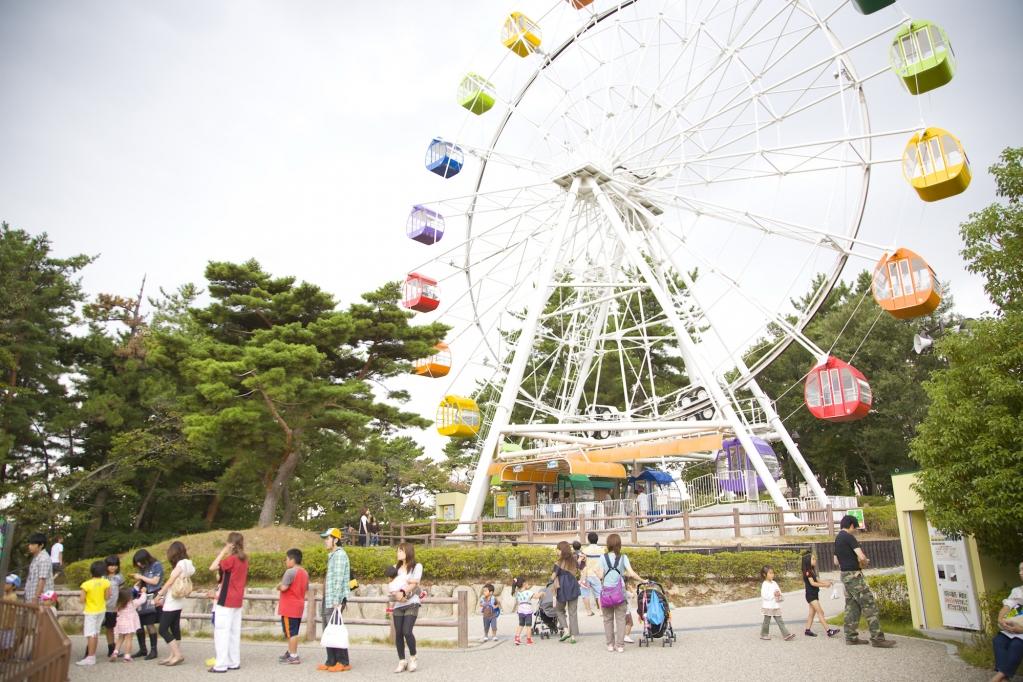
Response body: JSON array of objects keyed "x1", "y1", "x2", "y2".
[{"x1": 320, "y1": 606, "x2": 350, "y2": 649}]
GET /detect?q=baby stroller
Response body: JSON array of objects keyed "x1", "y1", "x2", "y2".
[
  {"x1": 636, "y1": 581, "x2": 675, "y2": 647},
  {"x1": 532, "y1": 582, "x2": 563, "y2": 640}
]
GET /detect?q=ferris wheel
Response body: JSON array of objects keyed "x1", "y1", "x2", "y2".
[{"x1": 399, "y1": 0, "x2": 968, "y2": 526}]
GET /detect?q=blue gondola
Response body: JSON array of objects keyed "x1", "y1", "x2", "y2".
[
  {"x1": 426, "y1": 138, "x2": 463, "y2": 178},
  {"x1": 407, "y1": 205, "x2": 445, "y2": 245},
  {"x1": 715, "y1": 437, "x2": 784, "y2": 494}
]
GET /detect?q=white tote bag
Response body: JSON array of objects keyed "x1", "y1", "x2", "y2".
[{"x1": 320, "y1": 606, "x2": 350, "y2": 649}]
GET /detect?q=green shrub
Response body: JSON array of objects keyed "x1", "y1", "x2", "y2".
[
  {"x1": 959, "y1": 589, "x2": 1011, "y2": 670},
  {"x1": 863, "y1": 505, "x2": 899, "y2": 537},
  {"x1": 865, "y1": 573, "x2": 911, "y2": 622},
  {"x1": 857, "y1": 495, "x2": 893, "y2": 507},
  {"x1": 66, "y1": 546, "x2": 802, "y2": 588}
]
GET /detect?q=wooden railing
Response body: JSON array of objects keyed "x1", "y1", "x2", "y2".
[
  {"x1": 49, "y1": 585, "x2": 470, "y2": 649},
  {"x1": 0, "y1": 600, "x2": 71, "y2": 682},
  {"x1": 381, "y1": 504, "x2": 853, "y2": 547}
]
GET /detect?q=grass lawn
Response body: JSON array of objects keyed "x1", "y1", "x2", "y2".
[{"x1": 826, "y1": 614, "x2": 926, "y2": 639}]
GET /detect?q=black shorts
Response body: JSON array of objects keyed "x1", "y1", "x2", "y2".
[
  {"x1": 103, "y1": 612, "x2": 117, "y2": 630},
  {"x1": 518, "y1": 613, "x2": 531, "y2": 627},
  {"x1": 805, "y1": 591, "x2": 820, "y2": 604},
  {"x1": 281, "y1": 616, "x2": 301, "y2": 638}
]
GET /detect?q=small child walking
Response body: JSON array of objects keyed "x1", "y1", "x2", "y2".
[
  {"x1": 76, "y1": 561, "x2": 112, "y2": 666},
  {"x1": 511, "y1": 577, "x2": 538, "y2": 646},
  {"x1": 112, "y1": 587, "x2": 147, "y2": 661},
  {"x1": 759, "y1": 566, "x2": 795, "y2": 641},
  {"x1": 801, "y1": 552, "x2": 839, "y2": 637},
  {"x1": 479, "y1": 583, "x2": 500, "y2": 642},
  {"x1": 103, "y1": 555, "x2": 124, "y2": 658}
]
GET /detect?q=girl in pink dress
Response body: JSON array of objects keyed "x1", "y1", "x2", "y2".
[{"x1": 111, "y1": 587, "x2": 148, "y2": 661}]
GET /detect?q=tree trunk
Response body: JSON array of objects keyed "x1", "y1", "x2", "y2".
[
  {"x1": 258, "y1": 446, "x2": 302, "y2": 527},
  {"x1": 82, "y1": 488, "x2": 108, "y2": 557},
  {"x1": 204, "y1": 493, "x2": 221, "y2": 528},
  {"x1": 281, "y1": 481, "x2": 295, "y2": 526},
  {"x1": 134, "y1": 471, "x2": 161, "y2": 530}
]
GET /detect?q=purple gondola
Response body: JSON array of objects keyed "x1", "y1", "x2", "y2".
[
  {"x1": 407, "y1": 205, "x2": 445, "y2": 245},
  {"x1": 715, "y1": 437, "x2": 783, "y2": 493}
]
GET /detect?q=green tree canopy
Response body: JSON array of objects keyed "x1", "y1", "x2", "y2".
[{"x1": 910, "y1": 146, "x2": 1023, "y2": 561}]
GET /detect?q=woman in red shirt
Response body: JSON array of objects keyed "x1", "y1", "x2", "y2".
[{"x1": 208, "y1": 532, "x2": 248, "y2": 673}]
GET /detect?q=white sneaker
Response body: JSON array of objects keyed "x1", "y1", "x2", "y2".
[
  {"x1": 623, "y1": 636, "x2": 635, "y2": 643},
  {"x1": 76, "y1": 657, "x2": 96, "y2": 666},
  {"x1": 616, "y1": 647, "x2": 625, "y2": 653},
  {"x1": 394, "y1": 659, "x2": 407, "y2": 673},
  {"x1": 407, "y1": 656, "x2": 418, "y2": 673},
  {"x1": 607, "y1": 644, "x2": 615, "y2": 652},
  {"x1": 480, "y1": 636, "x2": 489, "y2": 642}
]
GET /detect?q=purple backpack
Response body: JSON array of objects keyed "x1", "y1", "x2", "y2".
[{"x1": 599, "y1": 554, "x2": 625, "y2": 608}]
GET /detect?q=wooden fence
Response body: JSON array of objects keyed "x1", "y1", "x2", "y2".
[
  {"x1": 49, "y1": 585, "x2": 470, "y2": 649},
  {"x1": 379, "y1": 504, "x2": 854, "y2": 547},
  {"x1": 0, "y1": 600, "x2": 71, "y2": 682}
]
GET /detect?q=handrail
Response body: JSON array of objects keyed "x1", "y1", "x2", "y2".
[
  {"x1": 379, "y1": 503, "x2": 852, "y2": 546},
  {"x1": 46, "y1": 584, "x2": 471, "y2": 649},
  {"x1": 0, "y1": 600, "x2": 71, "y2": 682}
]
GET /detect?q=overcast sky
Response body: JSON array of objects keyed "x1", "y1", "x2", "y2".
[{"x1": 2, "y1": 0, "x2": 1020, "y2": 458}]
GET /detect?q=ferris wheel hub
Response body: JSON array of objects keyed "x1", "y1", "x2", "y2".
[{"x1": 551, "y1": 163, "x2": 612, "y2": 189}]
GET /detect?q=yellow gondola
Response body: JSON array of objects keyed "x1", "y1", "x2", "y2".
[
  {"x1": 414, "y1": 343, "x2": 451, "y2": 378},
  {"x1": 502, "y1": 12, "x2": 541, "y2": 57},
  {"x1": 902, "y1": 127, "x2": 971, "y2": 202},
  {"x1": 437, "y1": 395, "x2": 480, "y2": 438}
]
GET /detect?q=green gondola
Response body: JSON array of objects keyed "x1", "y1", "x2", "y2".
[
  {"x1": 890, "y1": 20, "x2": 956, "y2": 95},
  {"x1": 458, "y1": 73, "x2": 496, "y2": 115},
  {"x1": 852, "y1": 0, "x2": 895, "y2": 14}
]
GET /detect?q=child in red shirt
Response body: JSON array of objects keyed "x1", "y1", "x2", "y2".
[{"x1": 276, "y1": 549, "x2": 309, "y2": 665}]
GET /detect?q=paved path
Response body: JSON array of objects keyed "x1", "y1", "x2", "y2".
[{"x1": 67, "y1": 578, "x2": 989, "y2": 681}]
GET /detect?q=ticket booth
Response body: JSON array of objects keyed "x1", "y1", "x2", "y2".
[{"x1": 893, "y1": 472, "x2": 1018, "y2": 632}]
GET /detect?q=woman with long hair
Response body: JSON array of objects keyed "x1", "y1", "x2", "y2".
[
  {"x1": 131, "y1": 548, "x2": 164, "y2": 660},
  {"x1": 208, "y1": 532, "x2": 248, "y2": 673},
  {"x1": 598, "y1": 533, "x2": 644, "y2": 653},
  {"x1": 552, "y1": 541, "x2": 581, "y2": 643},
  {"x1": 391, "y1": 542, "x2": 423, "y2": 673},
  {"x1": 154, "y1": 541, "x2": 195, "y2": 665}
]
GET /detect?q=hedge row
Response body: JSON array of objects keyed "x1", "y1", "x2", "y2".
[
  {"x1": 862, "y1": 505, "x2": 899, "y2": 537},
  {"x1": 865, "y1": 573, "x2": 911, "y2": 622},
  {"x1": 66, "y1": 546, "x2": 801, "y2": 588}
]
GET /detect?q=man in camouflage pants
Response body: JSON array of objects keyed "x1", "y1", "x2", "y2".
[{"x1": 833, "y1": 514, "x2": 896, "y2": 648}]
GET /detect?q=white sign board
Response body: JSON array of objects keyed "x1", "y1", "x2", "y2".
[{"x1": 927, "y1": 522, "x2": 982, "y2": 631}]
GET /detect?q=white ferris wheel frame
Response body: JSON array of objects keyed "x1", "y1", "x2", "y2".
[{"x1": 405, "y1": 0, "x2": 918, "y2": 531}]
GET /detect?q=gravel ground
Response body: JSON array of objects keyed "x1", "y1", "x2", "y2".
[
  {"x1": 64, "y1": 628, "x2": 988, "y2": 682},
  {"x1": 66, "y1": 579, "x2": 990, "y2": 681}
]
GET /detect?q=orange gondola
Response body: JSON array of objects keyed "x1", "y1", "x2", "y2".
[
  {"x1": 414, "y1": 343, "x2": 451, "y2": 378},
  {"x1": 872, "y1": 248, "x2": 941, "y2": 319}
]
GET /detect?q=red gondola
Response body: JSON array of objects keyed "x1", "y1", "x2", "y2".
[
  {"x1": 403, "y1": 273, "x2": 440, "y2": 313},
  {"x1": 804, "y1": 356, "x2": 872, "y2": 422}
]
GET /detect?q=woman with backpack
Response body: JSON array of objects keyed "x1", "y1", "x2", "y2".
[
  {"x1": 552, "y1": 541, "x2": 581, "y2": 643},
  {"x1": 153, "y1": 541, "x2": 195, "y2": 666},
  {"x1": 597, "y1": 533, "x2": 644, "y2": 653}
]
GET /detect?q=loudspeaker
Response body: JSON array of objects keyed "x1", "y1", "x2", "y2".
[{"x1": 913, "y1": 333, "x2": 933, "y2": 354}]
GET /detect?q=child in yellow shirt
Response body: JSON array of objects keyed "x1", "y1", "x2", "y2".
[{"x1": 76, "y1": 561, "x2": 111, "y2": 666}]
